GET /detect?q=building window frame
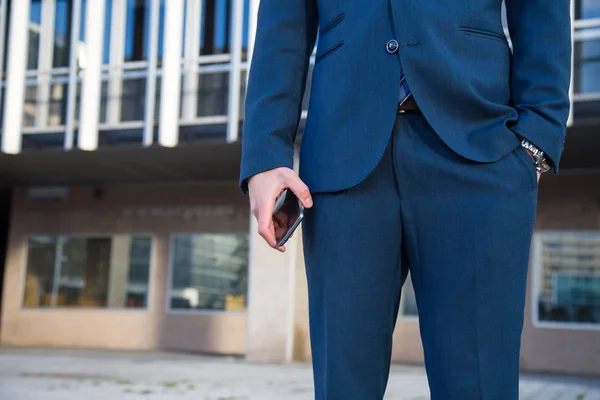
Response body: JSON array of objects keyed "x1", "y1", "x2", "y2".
[
  {"x1": 20, "y1": 232, "x2": 155, "y2": 311},
  {"x1": 572, "y1": 0, "x2": 600, "y2": 102},
  {"x1": 531, "y1": 231, "x2": 600, "y2": 331},
  {"x1": 166, "y1": 232, "x2": 249, "y2": 316},
  {"x1": 1, "y1": 0, "x2": 251, "y2": 137}
]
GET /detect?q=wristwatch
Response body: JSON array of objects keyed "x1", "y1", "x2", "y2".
[{"x1": 520, "y1": 138, "x2": 552, "y2": 173}]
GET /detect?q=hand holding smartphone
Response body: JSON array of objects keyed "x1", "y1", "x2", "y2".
[{"x1": 272, "y1": 188, "x2": 304, "y2": 247}]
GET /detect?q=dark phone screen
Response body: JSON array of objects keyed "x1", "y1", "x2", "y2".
[{"x1": 273, "y1": 191, "x2": 301, "y2": 244}]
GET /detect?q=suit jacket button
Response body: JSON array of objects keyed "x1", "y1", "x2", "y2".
[{"x1": 386, "y1": 39, "x2": 399, "y2": 54}]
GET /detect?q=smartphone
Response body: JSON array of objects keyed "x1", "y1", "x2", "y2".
[{"x1": 272, "y1": 189, "x2": 304, "y2": 247}]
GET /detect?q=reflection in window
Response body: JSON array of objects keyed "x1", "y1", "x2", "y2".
[
  {"x1": 125, "y1": 0, "x2": 149, "y2": 61},
  {"x1": 22, "y1": 85, "x2": 36, "y2": 127},
  {"x1": 23, "y1": 237, "x2": 58, "y2": 307},
  {"x1": 536, "y1": 232, "x2": 600, "y2": 326},
  {"x1": 574, "y1": 36, "x2": 600, "y2": 94},
  {"x1": 52, "y1": 0, "x2": 71, "y2": 68},
  {"x1": 104, "y1": 0, "x2": 113, "y2": 64},
  {"x1": 23, "y1": 235, "x2": 152, "y2": 309},
  {"x1": 157, "y1": 1, "x2": 165, "y2": 63},
  {"x1": 196, "y1": 72, "x2": 229, "y2": 117},
  {"x1": 170, "y1": 234, "x2": 249, "y2": 312},
  {"x1": 240, "y1": 0, "x2": 249, "y2": 60},
  {"x1": 28, "y1": 0, "x2": 42, "y2": 70},
  {"x1": 201, "y1": 0, "x2": 230, "y2": 55},
  {"x1": 121, "y1": 77, "x2": 146, "y2": 121},
  {"x1": 239, "y1": 70, "x2": 247, "y2": 118},
  {"x1": 48, "y1": 81, "x2": 68, "y2": 126},
  {"x1": 1, "y1": 0, "x2": 9, "y2": 75},
  {"x1": 99, "y1": 81, "x2": 108, "y2": 123}
]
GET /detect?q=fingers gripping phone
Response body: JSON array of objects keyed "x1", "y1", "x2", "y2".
[{"x1": 272, "y1": 189, "x2": 304, "y2": 247}]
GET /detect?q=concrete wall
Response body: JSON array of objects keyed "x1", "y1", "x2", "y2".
[
  {"x1": 520, "y1": 172, "x2": 600, "y2": 376},
  {"x1": 0, "y1": 183, "x2": 249, "y2": 354},
  {"x1": 2, "y1": 173, "x2": 599, "y2": 376}
]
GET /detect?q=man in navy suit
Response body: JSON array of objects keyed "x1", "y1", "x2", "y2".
[{"x1": 240, "y1": 0, "x2": 571, "y2": 398}]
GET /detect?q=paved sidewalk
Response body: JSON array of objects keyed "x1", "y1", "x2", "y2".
[{"x1": 0, "y1": 348, "x2": 599, "y2": 399}]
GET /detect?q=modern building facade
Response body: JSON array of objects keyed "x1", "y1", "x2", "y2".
[{"x1": 0, "y1": 0, "x2": 599, "y2": 377}]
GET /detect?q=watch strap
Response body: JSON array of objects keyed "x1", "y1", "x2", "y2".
[{"x1": 520, "y1": 138, "x2": 552, "y2": 173}]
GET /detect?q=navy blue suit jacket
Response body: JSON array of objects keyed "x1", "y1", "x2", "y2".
[{"x1": 240, "y1": 0, "x2": 571, "y2": 194}]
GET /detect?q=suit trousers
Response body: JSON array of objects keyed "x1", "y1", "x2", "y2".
[{"x1": 302, "y1": 114, "x2": 538, "y2": 399}]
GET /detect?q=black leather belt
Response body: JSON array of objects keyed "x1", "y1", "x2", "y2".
[{"x1": 397, "y1": 96, "x2": 421, "y2": 114}]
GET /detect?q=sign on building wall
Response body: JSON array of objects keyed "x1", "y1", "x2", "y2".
[{"x1": 120, "y1": 205, "x2": 239, "y2": 221}]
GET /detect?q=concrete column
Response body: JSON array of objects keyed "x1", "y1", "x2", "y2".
[
  {"x1": 107, "y1": 235, "x2": 132, "y2": 308},
  {"x1": 2, "y1": 0, "x2": 31, "y2": 154},
  {"x1": 293, "y1": 230, "x2": 311, "y2": 361},
  {"x1": 246, "y1": 217, "x2": 299, "y2": 362},
  {"x1": 79, "y1": 0, "x2": 106, "y2": 150},
  {"x1": 158, "y1": 0, "x2": 185, "y2": 147},
  {"x1": 246, "y1": 150, "x2": 306, "y2": 362}
]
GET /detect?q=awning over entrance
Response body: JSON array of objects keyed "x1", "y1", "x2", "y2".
[{"x1": 0, "y1": 139, "x2": 243, "y2": 186}]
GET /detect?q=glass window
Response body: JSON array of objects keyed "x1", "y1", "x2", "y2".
[
  {"x1": 125, "y1": 0, "x2": 152, "y2": 62},
  {"x1": 195, "y1": 71, "x2": 229, "y2": 117},
  {"x1": 28, "y1": 0, "x2": 42, "y2": 70},
  {"x1": 242, "y1": 0, "x2": 249, "y2": 60},
  {"x1": 1, "y1": 0, "x2": 11, "y2": 75},
  {"x1": 576, "y1": 0, "x2": 600, "y2": 20},
  {"x1": 201, "y1": 0, "x2": 231, "y2": 55},
  {"x1": 121, "y1": 77, "x2": 146, "y2": 121},
  {"x1": 22, "y1": 84, "x2": 36, "y2": 127},
  {"x1": 23, "y1": 236, "x2": 58, "y2": 307},
  {"x1": 169, "y1": 234, "x2": 249, "y2": 312},
  {"x1": 574, "y1": 35, "x2": 600, "y2": 94},
  {"x1": 157, "y1": 0, "x2": 165, "y2": 63},
  {"x1": 104, "y1": 0, "x2": 113, "y2": 64},
  {"x1": 239, "y1": 69, "x2": 247, "y2": 118},
  {"x1": 23, "y1": 235, "x2": 152, "y2": 309},
  {"x1": 52, "y1": 0, "x2": 71, "y2": 68},
  {"x1": 535, "y1": 232, "x2": 600, "y2": 326},
  {"x1": 48, "y1": 81, "x2": 68, "y2": 126}
]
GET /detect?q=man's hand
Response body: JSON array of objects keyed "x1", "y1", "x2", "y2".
[
  {"x1": 248, "y1": 167, "x2": 313, "y2": 252},
  {"x1": 524, "y1": 148, "x2": 542, "y2": 183}
]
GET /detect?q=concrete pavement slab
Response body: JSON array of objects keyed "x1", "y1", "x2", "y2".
[{"x1": 0, "y1": 348, "x2": 598, "y2": 399}]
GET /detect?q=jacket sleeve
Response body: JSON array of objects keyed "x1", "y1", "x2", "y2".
[
  {"x1": 504, "y1": 0, "x2": 572, "y2": 173},
  {"x1": 239, "y1": 0, "x2": 319, "y2": 194}
]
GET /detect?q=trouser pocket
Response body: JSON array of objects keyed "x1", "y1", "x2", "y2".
[{"x1": 513, "y1": 146, "x2": 538, "y2": 191}]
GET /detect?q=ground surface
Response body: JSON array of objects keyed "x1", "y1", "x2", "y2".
[{"x1": 0, "y1": 348, "x2": 599, "y2": 399}]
